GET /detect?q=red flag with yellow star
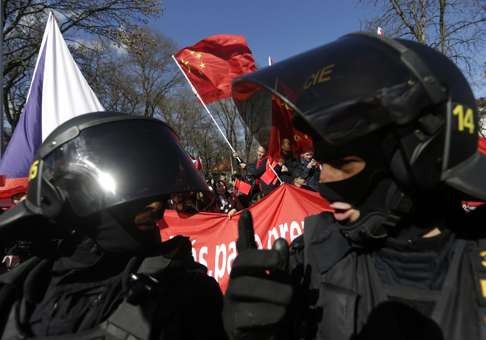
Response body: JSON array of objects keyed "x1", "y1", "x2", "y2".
[{"x1": 175, "y1": 35, "x2": 256, "y2": 104}]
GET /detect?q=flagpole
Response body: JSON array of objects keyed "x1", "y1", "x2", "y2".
[
  {"x1": 171, "y1": 55, "x2": 241, "y2": 161},
  {"x1": 271, "y1": 164, "x2": 283, "y2": 184},
  {"x1": 230, "y1": 153, "x2": 234, "y2": 175}
]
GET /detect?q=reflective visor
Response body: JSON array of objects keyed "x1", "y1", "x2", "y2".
[
  {"x1": 42, "y1": 119, "x2": 208, "y2": 216},
  {"x1": 232, "y1": 33, "x2": 430, "y2": 147}
]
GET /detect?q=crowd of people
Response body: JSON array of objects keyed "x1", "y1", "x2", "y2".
[
  {"x1": 167, "y1": 142, "x2": 322, "y2": 218},
  {"x1": 240, "y1": 141, "x2": 321, "y2": 192}
]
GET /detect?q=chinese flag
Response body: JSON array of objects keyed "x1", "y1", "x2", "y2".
[
  {"x1": 260, "y1": 161, "x2": 278, "y2": 185},
  {"x1": 234, "y1": 179, "x2": 252, "y2": 196},
  {"x1": 175, "y1": 35, "x2": 256, "y2": 104}
]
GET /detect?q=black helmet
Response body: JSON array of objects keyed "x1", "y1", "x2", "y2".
[
  {"x1": 0, "y1": 112, "x2": 209, "y2": 234},
  {"x1": 233, "y1": 33, "x2": 486, "y2": 201}
]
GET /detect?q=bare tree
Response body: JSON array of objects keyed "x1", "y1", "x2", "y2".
[
  {"x1": 160, "y1": 89, "x2": 229, "y2": 172},
  {"x1": 73, "y1": 27, "x2": 181, "y2": 118},
  {"x1": 210, "y1": 99, "x2": 265, "y2": 170},
  {"x1": 478, "y1": 97, "x2": 486, "y2": 137},
  {"x1": 358, "y1": 0, "x2": 485, "y2": 83},
  {"x1": 119, "y1": 28, "x2": 180, "y2": 118},
  {"x1": 73, "y1": 40, "x2": 139, "y2": 114},
  {"x1": 212, "y1": 100, "x2": 239, "y2": 152},
  {"x1": 2, "y1": 0, "x2": 162, "y2": 128}
]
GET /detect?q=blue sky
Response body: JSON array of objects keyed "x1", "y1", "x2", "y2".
[
  {"x1": 150, "y1": 0, "x2": 484, "y2": 97},
  {"x1": 151, "y1": 0, "x2": 377, "y2": 66}
]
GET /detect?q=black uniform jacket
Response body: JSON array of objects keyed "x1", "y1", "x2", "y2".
[
  {"x1": 288, "y1": 209, "x2": 486, "y2": 340},
  {"x1": 0, "y1": 235, "x2": 227, "y2": 340}
]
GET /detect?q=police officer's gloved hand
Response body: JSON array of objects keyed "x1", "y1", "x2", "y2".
[{"x1": 223, "y1": 210, "x2": 293, "y2": 340}]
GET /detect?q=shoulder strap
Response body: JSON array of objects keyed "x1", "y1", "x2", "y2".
[
  {"x1": 28, "y1": 252, "x2": 176, "y2": 340},
  {"x1": 18, "y1": 285, "x2": 156, "y2": 340},
  {"x1": 98, "y1": 297, "x2": 155, "y2": 340},
  {"x1": 104, "y1": 258, "x2": 188, "y2": 338},
  {"x1": 9, "y1": 238, "x2": 196, "y2": 340},
  {"x1": 98, "y1": 237, "x2": 195, "y2": 340}
]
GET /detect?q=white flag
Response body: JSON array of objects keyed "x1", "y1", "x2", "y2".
[{"x1": 0, "y1": 12, "x2": 104, "y2": 182}]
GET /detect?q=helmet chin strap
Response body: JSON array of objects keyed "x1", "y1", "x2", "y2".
[
  {"x1": 343, "y1": 178, "x2": 415, "y2": 245},
  {"x1": 319, "y1": 171, "x2": 415, "y2": 246},
  {"x1": 332, "y1": 175, "x2": 461, "y2": 247}
]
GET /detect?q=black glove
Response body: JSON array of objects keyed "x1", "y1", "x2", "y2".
[{"x1": 223, "y1": 210, "x2": 293, "y2": 340}]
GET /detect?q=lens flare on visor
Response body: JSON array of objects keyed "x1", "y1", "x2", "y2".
[{"x1": 42, "y1": 119, "x2": 208, "y2": 216}]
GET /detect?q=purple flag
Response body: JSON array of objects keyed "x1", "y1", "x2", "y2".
[{"x1": 0, "y1": 45, "x2": 46, "y2": 178}]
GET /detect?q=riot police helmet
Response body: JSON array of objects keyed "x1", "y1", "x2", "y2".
[
  {"x1": 232, "y1": 33, "x2": 486, "y2": 201},
  {"x1": 0, "y1": 112, "x2": 209, "y2": 243}
]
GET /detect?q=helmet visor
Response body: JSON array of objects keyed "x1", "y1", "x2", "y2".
[
  {"x1": 42, "y1": 119, "x2": 208, "y2": 216},
  {"x1": 232, "y1": 33, "x2": 429, "y2": 147}
]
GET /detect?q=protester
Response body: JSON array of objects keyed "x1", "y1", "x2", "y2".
[
  {"x1": 226, "y1": 33, "x2": 486, "y2": 339},
  {"x1": 238, "y1": 145, "x2": 277, "y2": 198},
  {"x1": 234, "y1": 146, "x2": 266, "y2": 171},
  {"x1": 295, "y1": 150, "x2": 320, "y2": 191},
  {"x1": 208, "y1": 180, "x2": 244, "y2": 217},
  {"x1": 0, "y1": 112, "x2": 226, "y2": 339},
  {"x1": 277, "y1": 138, "x2": 299, "y2": 184}
]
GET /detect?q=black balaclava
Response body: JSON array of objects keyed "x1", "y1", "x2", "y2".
[
  {"x1": 316, "y1": 130, "x2": 466, "y2": 245},
  {"x1": 317, "y1": 133, "x2": 389, "y2": 209},
  {"x1": 318, "y1": 164, "x2": 385, "y2": 206},
  {"x1": 74, "y1": 198, "x2": 165, "y2": 254}
]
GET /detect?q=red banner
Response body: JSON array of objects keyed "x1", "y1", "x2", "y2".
[{"x1": 158, "y1": 184, "x2": 332, "y2": 291}]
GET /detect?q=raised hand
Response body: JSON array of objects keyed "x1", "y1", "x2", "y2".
[{"x1": 223, "y1": 210, "x2": 293, "y2": 340}]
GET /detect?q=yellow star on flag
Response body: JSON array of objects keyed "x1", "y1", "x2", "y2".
[{"x1": 180, "y1": 58, "x2": 191, "y2": 73}]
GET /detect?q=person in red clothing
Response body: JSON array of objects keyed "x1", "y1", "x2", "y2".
[{"x1": 241, "y1": 145, "x2": 281, "y2": 198}]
